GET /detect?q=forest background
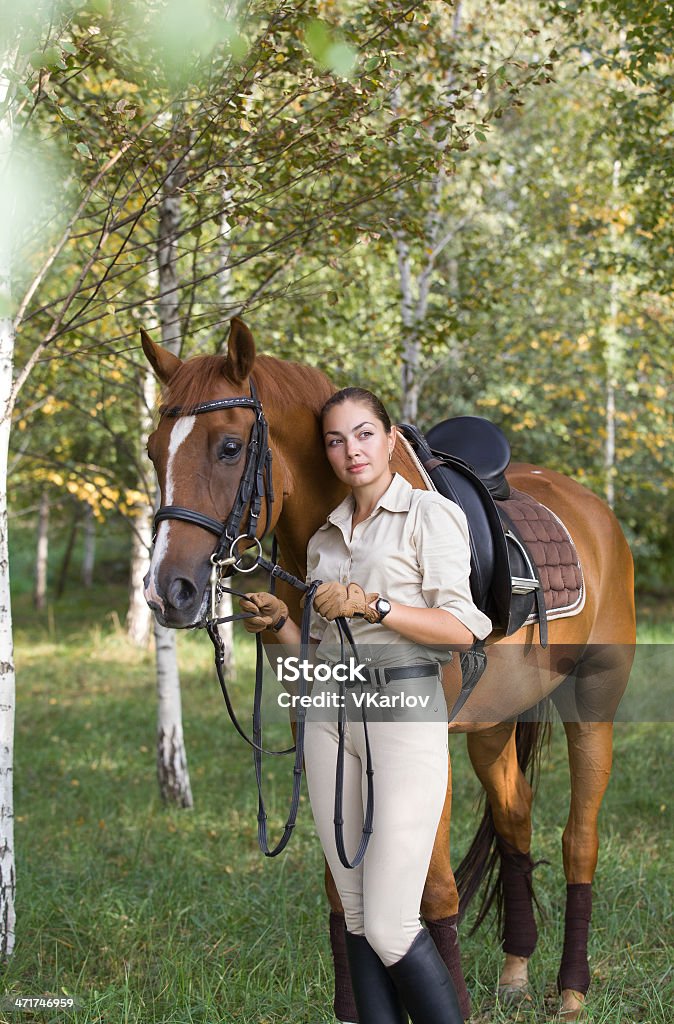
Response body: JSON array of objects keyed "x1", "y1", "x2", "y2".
[
  {"x1": 5, "y1": 0, "x2": 673, "y2": 598},
  {"x1": 0, "y1": 0, "x2": 672, "y2": 1021}
]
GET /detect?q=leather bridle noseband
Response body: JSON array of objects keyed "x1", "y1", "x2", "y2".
[
  {"x1": 150, "y1": 376, "x2": 374, "y2": 869},
  {"x1": 153, "y1": 377, "x2": 274, "y2": 566}
]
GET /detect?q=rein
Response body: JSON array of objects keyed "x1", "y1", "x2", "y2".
[{"x1": 152, "y1": 378, "x2": 373, "y2": 868}]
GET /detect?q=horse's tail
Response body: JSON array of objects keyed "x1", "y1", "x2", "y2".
[{"x1": 455, "y1": 705, "x2": 552, "y2": 931}]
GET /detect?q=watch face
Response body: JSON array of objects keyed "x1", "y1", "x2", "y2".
[{"x1": 377, "y1": 598, "x2": 391, "y2": 618}]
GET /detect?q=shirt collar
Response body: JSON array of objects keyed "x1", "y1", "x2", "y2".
[{"x1": 326, "y1": 473, "x2": 412, "y2": 529}]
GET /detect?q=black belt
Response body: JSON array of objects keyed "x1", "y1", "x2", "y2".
[{"x1": 360, "y1": 663, "x2": 440, "y2": 687}]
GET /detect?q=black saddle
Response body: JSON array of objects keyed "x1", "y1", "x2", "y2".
[
  {"x1": 426, "y1": 416, "x2": 511, "y2": 500},
  {"x1": 399, "y1": 417, "x2": 544, "y2": 641}
]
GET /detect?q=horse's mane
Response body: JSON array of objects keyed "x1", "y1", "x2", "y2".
[
  {"x1": 255, "y1": 355, "x2": 335, "y2": 414},
  {"x1": 161, "y1": 353, "x2": 335, "y2": 416}
]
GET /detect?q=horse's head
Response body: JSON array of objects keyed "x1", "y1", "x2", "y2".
[{"x1": 141, "y1": 317, "x2": 279, "y2": 628}]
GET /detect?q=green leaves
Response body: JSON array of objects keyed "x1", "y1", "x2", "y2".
[
  {"x1": 142, "y1": 0, "x2": 248, "y2": 88},
  {"x1": 303, "y1": 19, "x2": 357, "y2": 79},
  {"x1": 29, "y1": 46, "x2": 67, "y2": 72}
]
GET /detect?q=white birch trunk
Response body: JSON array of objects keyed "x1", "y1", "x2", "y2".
[
  {"x1": 126, "y1": 504, "x2": 153, "y2": 647},
  {"x1": 0, "y1": 62, "x2": 16, "y2": 959},
  {"x1": 604, "y1": 158, "x2": 621, "y2": 510},
  {"x1": 33, "y1": 489, "x2": 49, "y2": 611},
  {"x1": 155, "y1": 621, "x2": 193, "y2": 807},
  {"x1": 126, "y1": 367, "x2": 155, "y2": 647},
  {"x1": 215, "y1": 194, "x2": 236, "y2": 674},
  {"x1": 81, "y1": 502, "x2": 95, "y2": 588},
  {"x1": 394, "y1": 4, "x2": 463, "y2": 423},
  {"x1": 154, "y1": 147, "x2": 192, "y2": 806}
]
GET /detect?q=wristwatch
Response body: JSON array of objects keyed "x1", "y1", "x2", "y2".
[{"x1": 375, "y1": 597, "x2": 392, "y2": 623}]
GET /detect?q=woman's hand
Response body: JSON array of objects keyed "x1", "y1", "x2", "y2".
[
  {"x1": 312, "y1": 581, "x2": 380, "y2": 622},
  {"x1": 239, "y1": 593, "x2": 288, "y2": 633}
]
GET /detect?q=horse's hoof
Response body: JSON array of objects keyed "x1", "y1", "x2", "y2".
[
  {"x1": 557, "y1": 989, "x2": 586, "y2": 1020},
  {"x1": 497, "y1": 980, "x2": 534, "y2": 1006}
]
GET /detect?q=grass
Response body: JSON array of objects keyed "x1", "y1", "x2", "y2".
[{"x1": 1, "y1": 581, "x2": 672, "y2": 1023}]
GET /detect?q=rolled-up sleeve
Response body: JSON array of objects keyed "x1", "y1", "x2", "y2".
[{"x1": 415, "y1": 494, "x2": 492, "y2": 640}]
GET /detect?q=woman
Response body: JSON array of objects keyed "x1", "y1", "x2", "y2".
[{"x1": 239, "y1": 388, "x2": 492, "y2": 1024}]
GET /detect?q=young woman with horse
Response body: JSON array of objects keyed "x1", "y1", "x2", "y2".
[
  {"x1": 238, "y1": 385, "x2": 492, "y2": 1024},
  {"x1": 141, "y1": 318, "x2": 635, "y2": 1023}
]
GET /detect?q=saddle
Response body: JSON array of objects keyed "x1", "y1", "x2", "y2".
[{"x1": 399, "y1": 417, "x2": 582, "y2": 646}]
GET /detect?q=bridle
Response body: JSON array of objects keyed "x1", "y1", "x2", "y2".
[
  {"x1": 153, "y1": 377, "x2": 274, "y2": 565},
  {"x1": 151, "y1": 375, "x2": 374, "y2": 869}
]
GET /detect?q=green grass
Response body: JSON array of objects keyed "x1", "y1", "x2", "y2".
[{"x1": 2, "y1": 584, "x2": 672, "y2": 1023}]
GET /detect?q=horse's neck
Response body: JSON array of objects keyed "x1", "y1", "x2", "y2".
[
  {"x1": 278, "y1": 423, "x2": 346, "y2": 570},
  {"x1": 259, "y1": 384, "x2": 345, "y2": 578}
]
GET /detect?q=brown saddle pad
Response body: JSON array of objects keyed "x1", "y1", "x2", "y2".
[{"x1": 500, "y1": 488, "x2": 585, "y2": 619}]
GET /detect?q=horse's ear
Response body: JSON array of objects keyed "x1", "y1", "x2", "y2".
[
  {"x1": 140, "y1": 327, "x2": 183, "y2": 383},
  {"x1": 224, "y1": 317, "x2": 256, "y2": 383}
]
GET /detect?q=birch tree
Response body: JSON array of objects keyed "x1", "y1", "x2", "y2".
[
  {"x1": 125, "y1": 367, "x2": 155, "y2": 647},
  {"x1": 0, "y1": 46, "x2": 17, "y2": 960},
  {"x1": 33, "y1": 490, "x2": 49, "y2": 610},
  {"x1": 153, "y1": 142, "x2": 193, "y2": 808},
  {"x1": 375, "y1": 0, "x2": 559, "y2": 419}
]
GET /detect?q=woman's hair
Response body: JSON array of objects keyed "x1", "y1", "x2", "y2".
[{"x1": 320, "y1": 387, "x2": 392, "y2": 433}]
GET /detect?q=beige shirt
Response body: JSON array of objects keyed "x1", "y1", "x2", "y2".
[{"x1": 306, "y1": 473, "x2": 492, "y2": 668}]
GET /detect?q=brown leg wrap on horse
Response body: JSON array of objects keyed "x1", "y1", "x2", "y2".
[
  {"x1": 557, "y1": 883, "x2": 592, "y2": 995},
  {"x1": 424, "y1": 915, "x2": 471, "y2": 1020},
  {"x1": 331, "y1": 911, "x2": 359, "y2": 1022},
  {"x1": 498, "y1": 837, "x2": 539, "y2": 958}
]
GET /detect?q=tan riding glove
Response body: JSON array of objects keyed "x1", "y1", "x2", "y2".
[
  {"x1": 239, "y1": 593, "x2": 289, "y2": 633},
  {"x1": 311, "y1": 581, "x2": 380, "y2": 623}
]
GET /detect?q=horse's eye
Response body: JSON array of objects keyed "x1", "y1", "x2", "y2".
[{"x1": 219, "y1": 439, "x2": 243, "y2": 461}]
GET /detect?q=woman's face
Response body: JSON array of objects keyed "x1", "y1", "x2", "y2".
[{"x1": 322, "y1": 400, "x2": 394, "y2": 489}]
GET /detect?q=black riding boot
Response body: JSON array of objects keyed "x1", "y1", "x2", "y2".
[
  {"x1": 387, "y1": 928, "x2": 464, "y2": 1023},
  {"x1": 344, "y1": 930, "x2": 408, "y2": 1024}
]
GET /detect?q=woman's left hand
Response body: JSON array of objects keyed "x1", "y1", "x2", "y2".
[{"x1": 313, "y1": 581, "x2": 380, "y2": 622}]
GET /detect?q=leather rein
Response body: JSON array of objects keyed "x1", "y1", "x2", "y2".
[{"x1": 152, "y1": 376, "x2": 374, "y2": 868}]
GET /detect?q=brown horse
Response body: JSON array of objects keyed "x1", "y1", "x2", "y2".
[{"x1": 141, "y1": 318, "x2": 635, "y2": 1022}]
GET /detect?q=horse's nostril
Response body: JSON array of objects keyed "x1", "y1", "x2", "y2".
[{"x1": 167, "y1": 577, "x2": 198, "y2": 611}]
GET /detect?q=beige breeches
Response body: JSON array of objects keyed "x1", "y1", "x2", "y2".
[{"x1": 303, "y1": 683, "x2": 449, "y2": 967}]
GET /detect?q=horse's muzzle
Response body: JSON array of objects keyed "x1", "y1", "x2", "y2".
[{"x1": 144, "y1": 568, "x2": 208, "y2": 629}]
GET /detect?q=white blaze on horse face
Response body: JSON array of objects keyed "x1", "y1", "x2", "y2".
[{"x1": 145, "y1": 415, "x2": 197, "y2": 612}]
